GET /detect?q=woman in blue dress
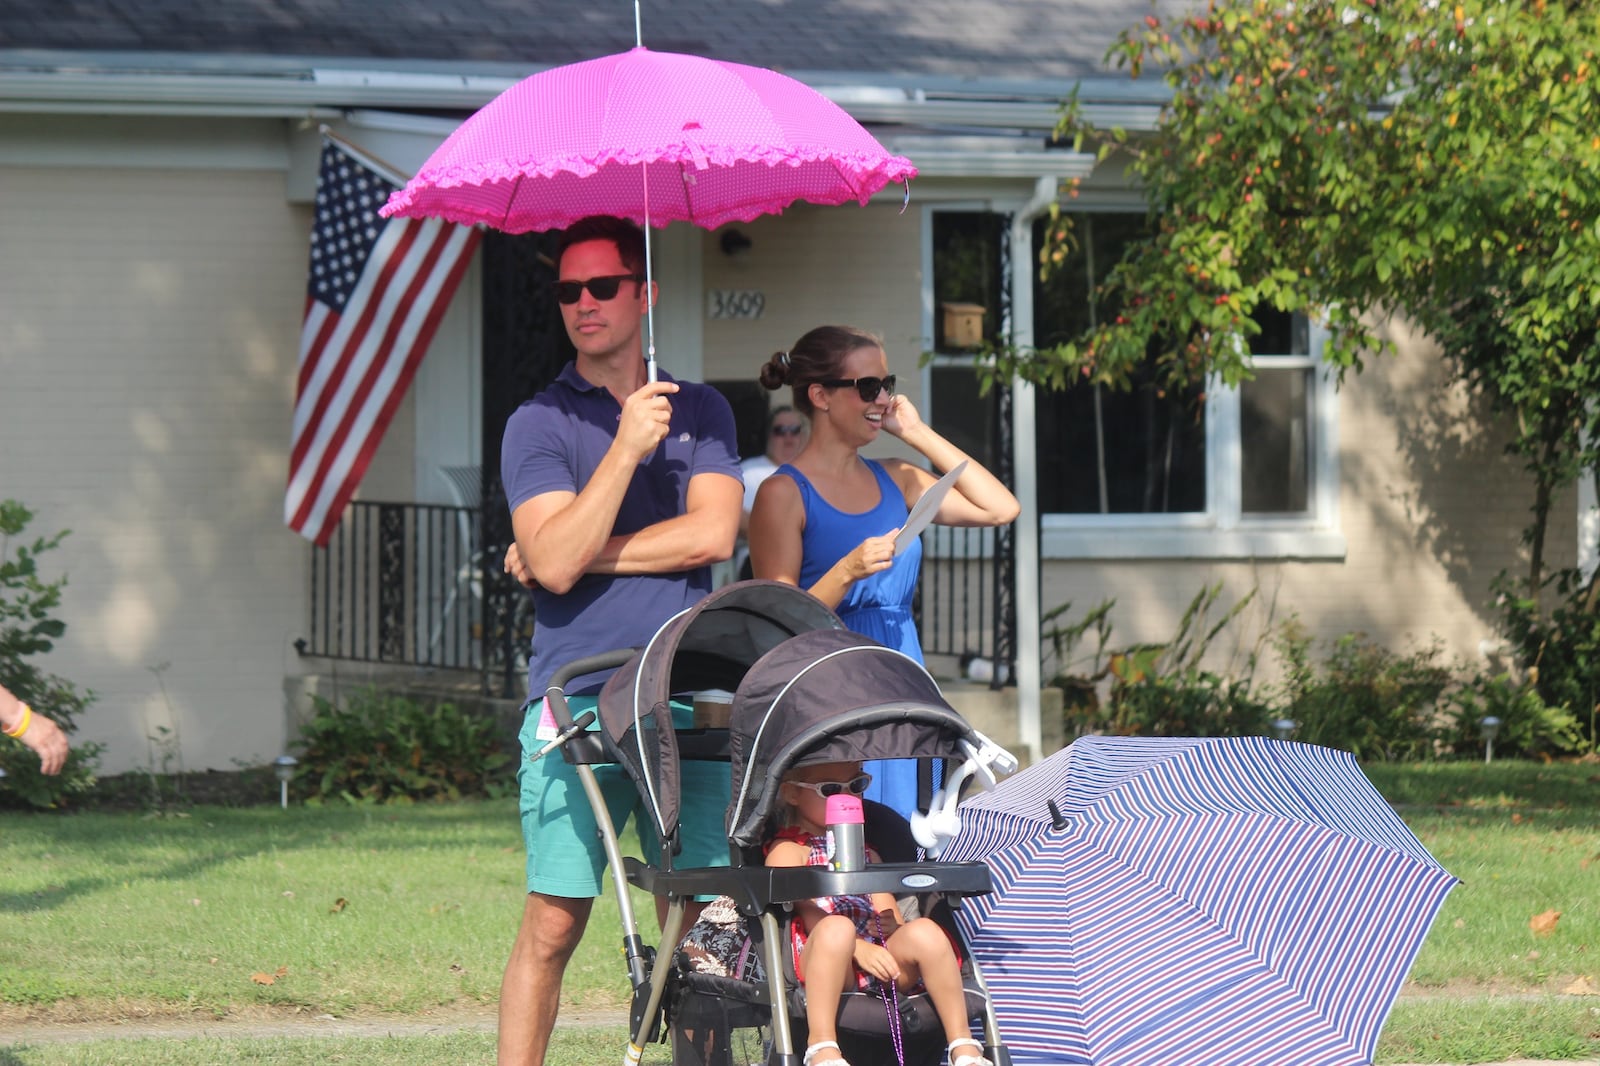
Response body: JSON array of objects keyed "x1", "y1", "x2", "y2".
[{"x1": 748, "y1": 325, "x2": 1019, "y2": 818}]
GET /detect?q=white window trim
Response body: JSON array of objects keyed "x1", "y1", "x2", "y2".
[
  {"x1": 923, "y1": 202, "x2": 1346, "y2": 563},
  {"x1": 1041, "y1": 320, "x2": 1344, "y2": 560}
]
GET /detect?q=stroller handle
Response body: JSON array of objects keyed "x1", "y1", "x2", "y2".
[{"x1": 545, "y1": 648, "x2": 640, "y2": 692}]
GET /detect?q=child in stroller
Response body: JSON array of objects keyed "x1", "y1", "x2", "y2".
[{"x1": 767, "y1": 759, "x2": 993, "y2": 1066}]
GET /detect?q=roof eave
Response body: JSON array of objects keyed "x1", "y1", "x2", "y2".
[{"x1": 0, "y1": 49, "x2": 1166, "y2": 132}]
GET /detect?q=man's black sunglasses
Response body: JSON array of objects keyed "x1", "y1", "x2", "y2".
[
  {"x1": 821, "y1": 375, "x2": 896, "y2": 403},
  {"x1": 555, "y1": 274, "x2": 643, "y2": 305}
]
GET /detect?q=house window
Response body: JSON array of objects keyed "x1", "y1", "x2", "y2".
[
  {"x1": 926, "y1": 210, "x2": 1007, "y2": 473},
  {"x1": 1031, "y1": 212, "x2": 1342, "y2": 559}
]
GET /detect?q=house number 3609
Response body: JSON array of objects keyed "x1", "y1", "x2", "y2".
[{"x1": 708, "y1": 290, "x2": 765, "y2": 320}]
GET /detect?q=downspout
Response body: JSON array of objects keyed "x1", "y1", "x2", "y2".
[{"x1": 1009, "y1": 175, "x2": 1059, "y2": 764}]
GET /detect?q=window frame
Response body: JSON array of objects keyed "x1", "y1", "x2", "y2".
[
  {"x1": 1040, "y1": 322, "x2": 1343, "y2": 560},
  {"x1": 923, "y1": 202, "x2": 1345, "y2": 563}
]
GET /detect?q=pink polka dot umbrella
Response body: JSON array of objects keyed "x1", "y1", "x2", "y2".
[
  {"x1": 380, "y1": 46, "x2": 916, "y2": 235},
  {"x1": 380, "y1": 39, "x2": 917, "y2": 379}
]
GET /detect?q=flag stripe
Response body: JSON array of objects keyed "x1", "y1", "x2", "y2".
[{"x1": 285, "y1": 139, "x2": 479, "y2": 544}]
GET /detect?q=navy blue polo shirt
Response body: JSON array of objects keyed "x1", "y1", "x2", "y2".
[{"x1": 501, "y1": 362, "x2": 743, "y2": 700}]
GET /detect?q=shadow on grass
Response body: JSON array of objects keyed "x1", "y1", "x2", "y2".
[{"x1": 0, "y1": 799, "x2": 521, "y2": 914}]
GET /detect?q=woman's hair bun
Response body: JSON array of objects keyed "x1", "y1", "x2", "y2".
[{"x1": 758, "y1": 350, "x2": 789, "y2": 391}]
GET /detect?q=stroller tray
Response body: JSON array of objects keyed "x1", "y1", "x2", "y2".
[{"x1": 625, "y1": 858, "x2": 993, "y2": 913}]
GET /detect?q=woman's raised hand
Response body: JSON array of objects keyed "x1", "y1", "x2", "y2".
[{"x1": 880, "y1": 394, "x2": 923, "y2": 439}]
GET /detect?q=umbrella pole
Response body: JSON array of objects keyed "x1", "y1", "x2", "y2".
[
  {"x1": 643, "y1": 171, "x2": 658, "y2": 384},
  {"x1": 632, "y1": 0, "x2": 659, "y2": 383}
]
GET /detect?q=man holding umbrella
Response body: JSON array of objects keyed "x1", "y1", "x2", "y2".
[{"x1": 498, "y1": 215, "x2": 744, "y2": 1066}]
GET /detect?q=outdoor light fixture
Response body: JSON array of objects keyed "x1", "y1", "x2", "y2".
[
  {"x1": 1270, "y1": 718, "x2": 1297, "y2": 742},
  {"x1": 719, "y1": 229, "x2": 753, "y2": 257},
  {"x1": 1479, "y1": 715, "x2": 1502, "y2": 763},
  {"x1": 273, "y1": 755, "x2": 298, "y2": 809}
]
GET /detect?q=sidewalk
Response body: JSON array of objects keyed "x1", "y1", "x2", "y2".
[{"x1": 3, "y1": 1010, "x2": 1593, "y2": 1065}]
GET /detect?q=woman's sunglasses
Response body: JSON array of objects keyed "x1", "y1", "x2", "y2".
[
  {"x1": 821, "y1": 375, "x2": 896, "y2": 403},
  {"x1": 554, "y1": 274, "x2": 643, "y2": 305},
  {"x1": 788, "y1": 773, "x2": 873, "y2": 798},
  {"x1": 770, "y1": 424, "x2": 804, "y2": 438}
]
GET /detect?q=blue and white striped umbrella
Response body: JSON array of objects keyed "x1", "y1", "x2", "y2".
[{"x1": 942, "y1": 735, "x2": 1457, "y2": 1066}]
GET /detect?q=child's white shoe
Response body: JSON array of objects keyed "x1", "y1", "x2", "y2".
[
  {"x1": 948, "y1": 1039, "x2": 993, "y2": 1066},
  {"x1": 803, "y1": 1040, "x2": 851, "y2": 1066}
]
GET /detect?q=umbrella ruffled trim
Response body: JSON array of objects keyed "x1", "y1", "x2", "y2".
[
  {"x1": 381, "y1": 146, "x2": 918, "y2": 230},
  {"x1": 408, "y1": 145, "x2": 915, "y2": 190}
]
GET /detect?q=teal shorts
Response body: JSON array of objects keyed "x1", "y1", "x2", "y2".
[{"x1": 517, "y1": 695, "x2": 732, "y2": 898}]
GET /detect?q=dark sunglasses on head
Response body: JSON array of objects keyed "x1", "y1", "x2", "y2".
[
  {"x1": 770, "y1": 424, "x2": 804, "y2": 437},
  {"x1": 554, "y1": 274, "x2": 643, "y2": 305},
  {"x1": 789, "y1": 773, "x2": 873, "y2": 798},
  {"x1": 821, "y1": 375, "x2": 896, "y2": 403}
]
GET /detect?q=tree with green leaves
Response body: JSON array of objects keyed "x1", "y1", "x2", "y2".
[
  {"x1": 998, "y1": 0, "x2": 1600, "y2": 611},
  {"x1": 0, "y1": 500, "x2": 100, "y2": 807}
]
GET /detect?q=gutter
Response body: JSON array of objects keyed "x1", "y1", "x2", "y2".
[{"x1": 0, "y1": 53, "x2": 1164, "y2": 132}]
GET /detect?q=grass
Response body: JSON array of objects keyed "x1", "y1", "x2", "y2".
[
  {"x1": 1, "y1": 761, "x2": 1597, "y2": 1064},
  {"x1": 0, "y1": 801, "x2": 658, "y2": 1021},
  {"x1": 1379, "y1": 998, "x2": 1600, "y2": 1065},
  {"x1": 1362, "y1": 761, "x2": 1600, "y2": 991},
  {"x1": 0, "y1": 1029, "x2": 670, "y2": 1066}
]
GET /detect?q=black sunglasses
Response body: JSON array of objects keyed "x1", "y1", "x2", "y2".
[
  {"x1": 770, "y1": 424, "x2": 804, "y2": 437},
  {"x1": 821, "y1": 375, "x2": 896, "y2": 403},
  {"x1": 554, "y1": 274, "x2": 643, "y2": 305}
]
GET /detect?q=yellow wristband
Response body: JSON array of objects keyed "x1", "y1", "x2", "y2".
[{"x1": 4, "y1": 703, "x2": 32, "y2": 738}]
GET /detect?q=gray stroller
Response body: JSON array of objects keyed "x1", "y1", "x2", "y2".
[{"x1": 538, "y1": 580, "x2": 1016, "y2": 1065}]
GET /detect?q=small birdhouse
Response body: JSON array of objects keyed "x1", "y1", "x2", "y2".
[{"x1": 941, "y1": 302, "x2": 986, "y2": 349}]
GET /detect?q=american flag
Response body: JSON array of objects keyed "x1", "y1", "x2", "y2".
[{"x1": 285, "y1": 138, "x2": 481, "y2": 544}]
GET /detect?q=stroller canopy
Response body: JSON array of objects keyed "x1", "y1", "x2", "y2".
[
  {"x1": 726, "y1": 627, "x2": 984, "y2": 847},
  {"x1": 598, "y1": 580, "x2": 844, "y2": 847}
]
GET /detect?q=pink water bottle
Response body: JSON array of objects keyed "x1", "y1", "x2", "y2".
[{"x1": 825, "y1": 793, "x2": 866, "y2": 872}]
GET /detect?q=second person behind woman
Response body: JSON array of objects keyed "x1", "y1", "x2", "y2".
[{"x1": 748, "y1": 325, "x2": 1019, "y2": 818}]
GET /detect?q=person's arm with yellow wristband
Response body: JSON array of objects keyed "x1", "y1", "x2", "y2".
[{"x1": 1, "y1": 682, "x2": 69, "y2": 775}]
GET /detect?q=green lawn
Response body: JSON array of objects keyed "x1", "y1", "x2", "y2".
[{"x1": 1, "y1": 760, "x2": 1597, "y2": 1064}]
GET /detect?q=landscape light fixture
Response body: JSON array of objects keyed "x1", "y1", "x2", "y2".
[
  {"x1": 1270, "y1": 718, "x2": 1297, "y2": 742},
  {"x1": 273, "y1": 755, "x2": 298, "y2": 809},
  {"x1": 1479, "y1": 716, "x2": 1502, "y2": 764}
]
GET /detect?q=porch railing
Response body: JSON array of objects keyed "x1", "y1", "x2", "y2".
[
  {"x1": 299, "y1": 500, "x2": 1011, "y2": 697},
  {"x1": 294, "y1": 500, "x2": 531, "y2": 698},
  {"x1": 913, "y1": 525, "x2": 1009, "y2": 686}
]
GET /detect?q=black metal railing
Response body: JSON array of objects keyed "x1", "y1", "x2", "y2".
[
  {"x1": 300, "y1": 500, "x2": 1011, "y2": 697},
  {"x1": 914, "y1": 525, "x2": 1008, "y2": 686},
  {"x1": 296, "y1": 500, "x2": 532, "y2": 698}
]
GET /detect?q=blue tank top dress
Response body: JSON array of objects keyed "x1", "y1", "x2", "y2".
[{"x1": 780, "y1": 459, "x2": 924, "y2": 818}]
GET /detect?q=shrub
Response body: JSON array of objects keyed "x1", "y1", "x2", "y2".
[
  {"x1": 0, "y1": 500, "x2": 101, "y2": 809},
  {"x1": 1440, "y1": 670, "x2": 1584, "y2": 761},
  {"x1": 1271, "y1": 624, "x2": 1451, "y2": 762},
  {"x1": 292, "y1": 686, "x2": 511, "y2": 804},
  {"x1": 1045, "y1": 583, "x2": 1274, "y2": 739},
  {"x1": 1492, "y1": 568, "x2": 1600, "y2": 753}
]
